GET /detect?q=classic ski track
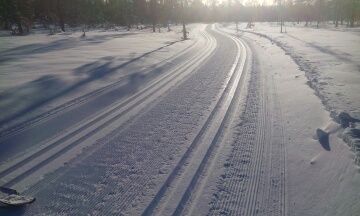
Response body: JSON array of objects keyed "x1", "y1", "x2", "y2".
[
  {"x1": 0, "y1": 29, "x2": 217, "y2": 191},
  {"x1": 185, "y1": 31, "x2": 252, "y2": 216},
  {"x1": 241, "y1": 38, "x2": 286, "y2": 216},
  {"x1": 173, "y1": 27, "x2": 248, "y2": 216},
  {"x1": 208, "y1": 30, "x2": 287, "y2": 216},
  {"x1": 243, "y1": 59, "x2": 269, "y2": 216},
  {"x1": 21, "y1": 29, "x2": 217, "y2": 215},
  {"x1": 98, "y1": 29, "x2": 218, "y2": 215},
  {"x1": 270, "y1": 75, "x2": 287, "y2": 216},
  {"x1": 0, "y1": 31, "x2": 214, "y2": 187},
  {"x1": 33, "y1": 28, "x2": 219, "y2": 216},
  {"x1": 0, "y1": 30, "x2": 200, "y2": 140},
  {"x1": 140, "y1": 25, "x2": 247, "y2": 216}
]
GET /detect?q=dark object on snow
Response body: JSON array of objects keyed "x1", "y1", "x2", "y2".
[
  {"x1": 0, "y1": 187, "x2": 35, "y2": 207},
  {"x1": 316, "y1": 128, "x2": 330, "y2": 151},
  {"x1": 0, "y1": 187, "x2": 18, "y2": 195},
  {"x1": 337, "y1": 112, "x2": 360, "y2": 128}
]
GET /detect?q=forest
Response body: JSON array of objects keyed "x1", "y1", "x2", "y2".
[{"x1": 0, "y1": 0, "x2": 359, "y2": 35}]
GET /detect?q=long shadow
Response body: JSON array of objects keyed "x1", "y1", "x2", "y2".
[
  {"x1": 0, "y1": 33, "x2": 136, "y2": 63},
  {"x1": 0, "y1": 39, "x2": 183, "y2": 127},
  {"x1": 286, "y1": 34, "x2": 360, "y2": 68}
]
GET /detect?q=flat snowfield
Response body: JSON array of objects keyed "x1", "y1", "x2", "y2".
[{"x1": 0, "y1": 23, "x2": 359, "y2": 215}]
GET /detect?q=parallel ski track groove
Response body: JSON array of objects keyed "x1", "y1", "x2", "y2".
[
  {"x1": 205, "y1": 30, "x2": 258, "y2": 216},
  {"x1": 141, "y1": 25, "x2": 246, "y2": 216},
  {"x1": 247, "y1": 67, "x2": 271, "y2": 216},
  {"x1": 173, "y1": 27, "x2": 247, "y2": 216},
  {"x1": 0, "y1": 30, "x2": 215, "y2": 189},
  {"x1": 271, "y1": 75, "x2": 287, "y2": 216},
  {"x1": 26, "y1": 31, "x2": 216, "y2": 215},
  {"x1": 0, "y1": 32, "x2": 199, "y2": 140},
  {"x1": 97, "y1": 33, "x2": 218, "y2": 216},
  {"x1": 209, "y1": 31, "x2": 286, "y2": 216},
  {"x1": 86, "y1": 31, "x2": 218, "y2": 216}
]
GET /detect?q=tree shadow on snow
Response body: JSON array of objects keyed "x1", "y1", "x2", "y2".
[
  {"x1": 285, "y1": 34, "x2": 360, "y2": 68},
  {"x1": 0, "y1": 39, "x2": 182, "y2": 128},
  {"x1": 0, "y1": 33, "x2": 136, "y2": 63}
]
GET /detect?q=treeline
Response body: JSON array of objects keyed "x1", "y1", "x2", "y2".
[
  {"x1": 222, "y1": 0, "x2": 360, "y2": 28},
  {"x1": 0, "y1": 0, "x2": 188, "y2": 35},
  {"x1": 0, "y1": 0, "x2": 359, "y2": 35}
]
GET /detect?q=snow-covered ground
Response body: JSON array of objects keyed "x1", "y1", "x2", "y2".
[
  {"x1": 233, "y1": 22, "x2": 360, "y2": 120},
  {"x1": 217, "y1": 23, "x2": 360, "y2": 215},
  {"x1": 0, "y1": 25, "x2": 198, "y2": 132},
  {"x1": 0, "y1": 22, "x2": 359, "y2": 216},
  {"x1": 224, "y1": 22, "x2": 360, "y2": 166}
]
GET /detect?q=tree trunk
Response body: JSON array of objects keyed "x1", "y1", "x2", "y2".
[
  {"x1": 335, "y1": 5, "x2": 339, "y2": 28},
  {"x1": 182, "y1": 22, "x2": 187, "y2": 40},
  {"x1": 15, "y1": 15, "x2": 23, "y2": 35},
  {"x1": 59, "y1": 19, "x2": 65, "y2": 32},
  {"x1": 350, "y1": 8, "x2": 355, "y2": 27},
  {"x1": 151, "y1": 0, "x2": 156, "y2": 32},
  {"x1": 57, "y1": 0, "x2": 65, "y2": 31},
  {"x1": 181, "y1": 0, "x2": 187, "y2": 40}
]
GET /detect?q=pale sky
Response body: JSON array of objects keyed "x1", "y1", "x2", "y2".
[
  {"x1": 210, "y1": 0, "x2": 275, "y2": 6},
  {"x1": 242, "y1": 0, "x2": 275, "y2": 6}
]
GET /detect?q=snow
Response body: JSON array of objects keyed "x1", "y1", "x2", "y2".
[
  {"x1": 223, "y1": 22, "x2": 360, "y2": 167},
  {"x1": 0, "y1": 22, "x2": 359, "y2": 215},
  {"x1": 0, "y1": 25, "x2": 198, "y2": 132},
  {"x1": 215, "y1": 23, "x2": 360, "y2": 215},
  {"x1": 234, "y1": 22, "x2": 360, "y2": 120}
]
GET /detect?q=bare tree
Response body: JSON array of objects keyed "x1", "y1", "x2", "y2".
[{"x1": 181, "y1": 0, "x2": 188, "y2": 40}]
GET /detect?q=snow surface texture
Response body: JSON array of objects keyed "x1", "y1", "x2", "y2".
[
  {"x1": 217, "y1": 24, "x2": 360, "y2": 216},
  {"x1": 342, "y1": 126, "x2": 360, "y2": 165},
  {"x1": 225, "y1": 22, "x2": 360, "y2": 166},
  {"x1": 0, "y1": 22, "x2": 359, "y2": 215},
  {"x1": 0, "y1": 25, "x2": 197, "y2": 132}
]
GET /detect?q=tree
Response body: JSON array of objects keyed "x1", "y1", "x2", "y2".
[
  {"x1": 150, "y1": 0, "x2": 157, "y2": 32},
  {"x1": 181, "y1": 0, "x2": 188, "y2": 39}
]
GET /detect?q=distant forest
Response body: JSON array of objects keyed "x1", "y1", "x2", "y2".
[{"x1": 0, "y1": 0, "x2": 359, "y2": 35}]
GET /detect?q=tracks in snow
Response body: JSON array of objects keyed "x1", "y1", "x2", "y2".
[
  {"x1": 0, "y1": 30, "x2": 199, "y2": 140},
  {"x1": 0, "y1": 29, "x2": 217, "y2": 192},
  {"x1": 208, "y1": 31, "x2": 287, "y2": 216},
  {"x1": 141, "y1": 25, "x2": 248, "y2": 216}
]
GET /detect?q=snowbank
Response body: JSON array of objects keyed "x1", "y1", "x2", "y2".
[
  {"x1": 234, "y1": 22, "x2": 360, "y2": 119},
  {"x1": 225, "y1": 22, "x2": 360, "y2": 164},
  {"x1": 342, "y1": 125, "x2": 360, "y2": 165}
]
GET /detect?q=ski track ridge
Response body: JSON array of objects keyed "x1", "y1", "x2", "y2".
[
  {"x1": 140, "y1": 24, "x2": 247, "y2": 216},
  {"x1": 0, "y1": 31, "x2": 199, "y2": 140},
  {"x1": 0, "y1": 30, "x2": 216, "y2": 191},
  {"x1": 209, "y1": 31, "x2": 287, "y2": 216}
]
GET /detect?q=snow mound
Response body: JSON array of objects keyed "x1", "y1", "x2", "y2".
[
  {"x1": 342, "y1": 125, "x2": 360, "y2": 166},
  {"x1": 336, "y1": 112, "x2": 360, "y2": 165},
  {"x1": 336, "y1": 112, "x2": 360, "y2": 128}
]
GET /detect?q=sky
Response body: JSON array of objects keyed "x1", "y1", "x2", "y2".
[
  {"x1": 242, "y1": 0, "x2": 275, "y2": 6},
  {"x1": 211, "y1": 0, "x2": 275, "y2": 6}
]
